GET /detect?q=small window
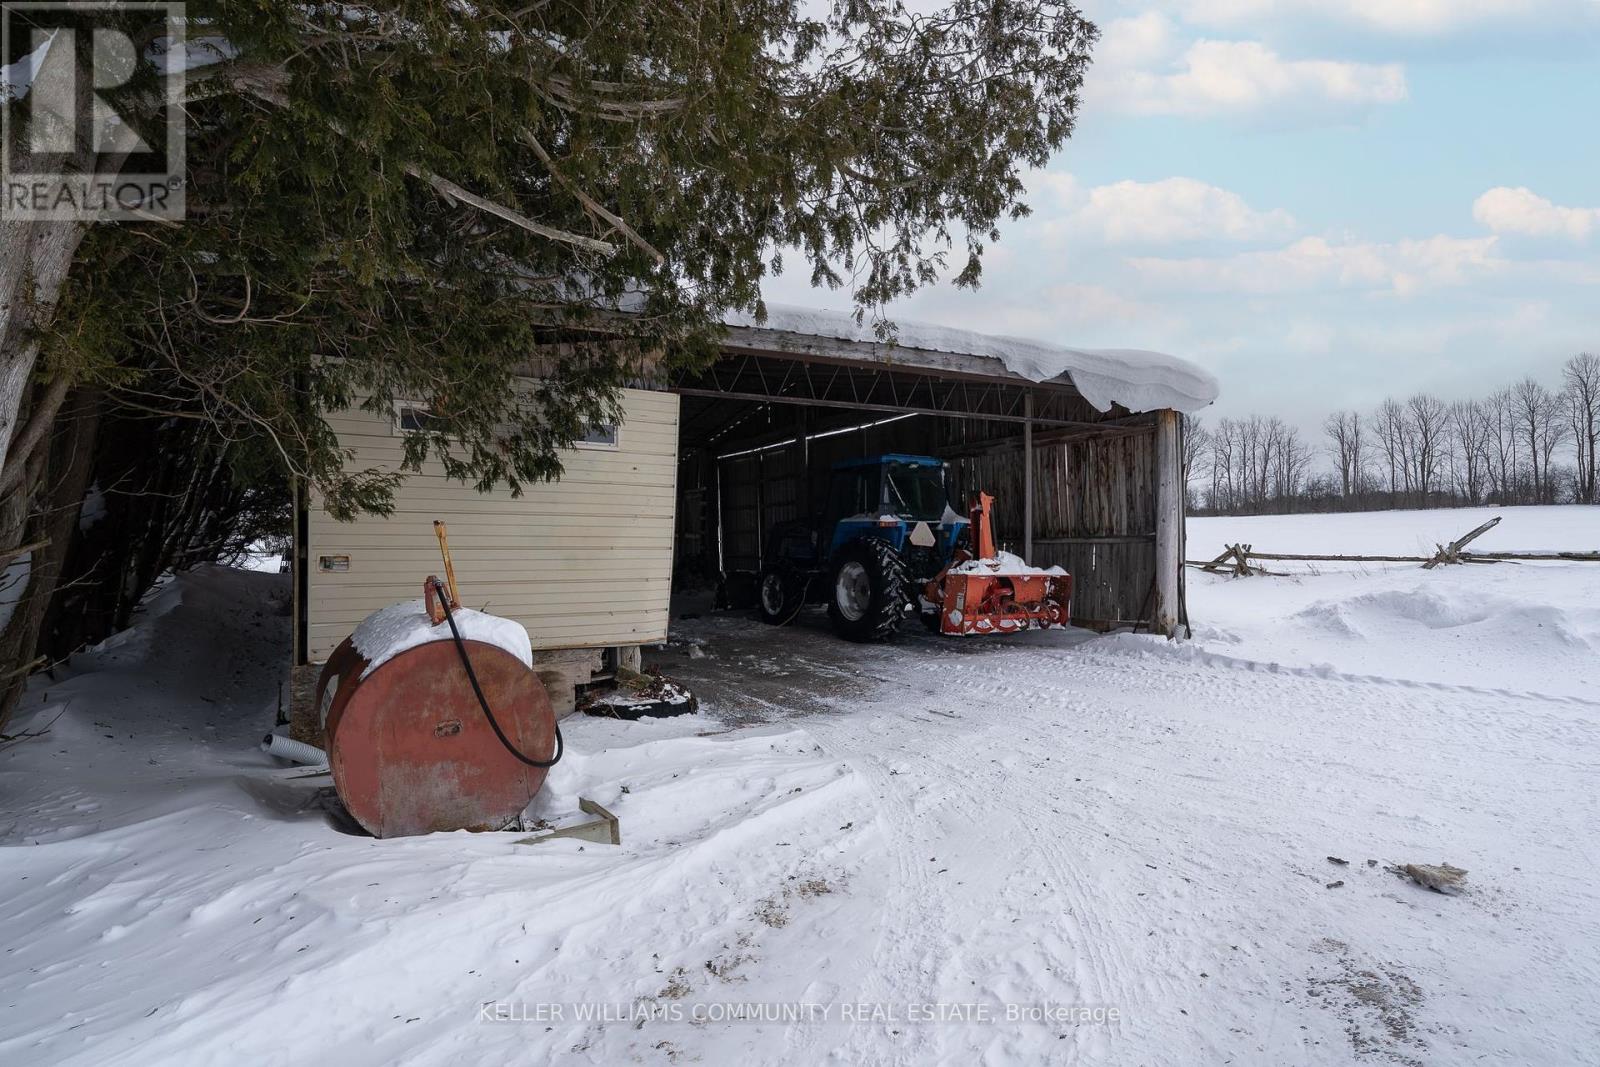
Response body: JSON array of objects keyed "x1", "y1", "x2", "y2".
[
  {"x1": 576, "y1": 422, "x2": 619, "y2": 449},
  {"x1": 395, "y1": 405, "x2": 441, "y2": 434}
]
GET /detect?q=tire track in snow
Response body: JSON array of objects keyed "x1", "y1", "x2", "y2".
[
  {"x1": 795, "y1": 662, "x2": 1155, "y2": 1060},
  {"x1": 786, "y1": 630, "x2": 1600, "y2": 1062},
  {"x1": 1065, "y1": 637, "x2": 1600, "y2": 711}
]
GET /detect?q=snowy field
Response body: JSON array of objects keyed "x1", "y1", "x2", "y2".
[{"x1": 2, "y1": 507, "x2": 1598, "y2": 1065}]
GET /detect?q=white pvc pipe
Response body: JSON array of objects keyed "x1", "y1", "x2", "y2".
[{"x1": 261, "y1": 732, "x2": 328, "y2": 767}]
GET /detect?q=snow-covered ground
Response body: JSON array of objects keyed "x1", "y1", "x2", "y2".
[
  {"x1": 2, "y1": 507, "x2": 1598, "y2": 1065},
  {"x1": 1187, "y1": 506, "x2": 1600, "y2": 701},
  {"x1": 1190, "y1": 504, "x2": 1600, "y2": 559}
]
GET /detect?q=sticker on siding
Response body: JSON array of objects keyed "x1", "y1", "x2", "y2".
[{"x1": 319, "y1": 554, "x2": 351, "y2": 572}]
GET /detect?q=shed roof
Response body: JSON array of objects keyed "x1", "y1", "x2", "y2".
[{"x1": 723, "y1": 303, "x2": 1218, "y2": 415}]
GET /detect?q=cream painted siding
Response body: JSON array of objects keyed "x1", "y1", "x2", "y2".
[{"x1": 305, "y1": 388, "x2": 679, "y2": 661}]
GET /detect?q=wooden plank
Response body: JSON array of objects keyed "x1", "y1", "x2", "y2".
[
  {"x1": 1023, "y1": 394, "x2": 1034, "y2": 562},
  {"x1": 1423, "y1": 516, "x2": 1501, "y2": 569},
  {"x1": 1035, "y1": 535, "x2": 1155, "y2": 545},
  {"x1": 1463, "y1": 551, "x2": 1600, "y2": 561},
  {"x1": 1152, "y1": 410, "x2": 1182, "y2": 637},
  {"x1": 1246, "y1": 551, "x2": 1431, "y2": 563}
]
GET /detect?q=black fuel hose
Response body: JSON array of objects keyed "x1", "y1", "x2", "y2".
[{"x1": 432, "y1": 579, "x2": 563, "y2": 768}]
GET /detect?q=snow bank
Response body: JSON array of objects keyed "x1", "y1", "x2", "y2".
[
  {"x1": 727, "y1": 303, "x2": 1219, "y2": 414},
  {"x1": 1187, "y1": 506, "x2": 1600, "y2": 701},
  {"x1": 351, "y1": 597, "x2": 531, "y2": 678},
  {"x1": 0, "y1": 566, "x2": 875, "y2": 1067}
]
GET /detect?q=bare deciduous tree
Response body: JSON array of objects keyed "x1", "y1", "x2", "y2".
[
  {"x1": 1447, "y1": 399, "x2": 1492, "y2": 504},
  {"x1": 1511, "y1": 377, "x2": 1567, "y2": 504},
  {"x1": 1564, "y1": 353, "x2": 1599, "y2": 504},
  {"x1": 1405, "y1": 393, "x2": 1451, "y2": 506},
  {"x1": 1182, "y1": 415, "x2": 1212, "y2": 510},
  {"x1": 1323, "y1": 411, "x2": 1365, "y2": 498},
  {"x1": 1372, "y1": 399, "x2": 1408, "y2": 499}
]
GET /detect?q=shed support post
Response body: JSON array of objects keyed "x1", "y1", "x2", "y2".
[
  {"x1": 797, "y1": 405, "x2": 811, "y2": 518},
  {"x1": 1154, "y1": 409, "x2": 1183, "y2": 639},
  {"x1": 1023, "y1": 394, "x2": 1034, "y2": 562}
]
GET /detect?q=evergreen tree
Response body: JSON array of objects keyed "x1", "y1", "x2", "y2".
[
  {"x1": 0, "y1": 0, "x2": 1096, "y2": 726},
  {"x1": 10, "y1": 0, "x2": 1097, "y2": 512}
]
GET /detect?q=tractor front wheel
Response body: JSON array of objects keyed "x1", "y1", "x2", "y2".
[
  {"x1": 756, "y1": 565, "x2": 805, "y2": 625},
  {"x1": 827, "y1": 539, "x2": 908, "y2": 642}
]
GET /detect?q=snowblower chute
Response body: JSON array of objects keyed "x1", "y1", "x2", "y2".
[{"x1": 922, "y1": 493, "x2": 1072, "y2": 636}]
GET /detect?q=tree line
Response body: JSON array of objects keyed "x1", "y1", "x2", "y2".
[{"x1": 1186, "y1": 353, "x2": 1600, "y2": 514}]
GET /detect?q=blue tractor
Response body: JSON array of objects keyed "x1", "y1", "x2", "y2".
[{"x1": 755, "y1": 454, "x2": 970, "y2": 641}]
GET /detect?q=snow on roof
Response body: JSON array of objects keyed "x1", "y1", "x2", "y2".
[{"x1": 725, "y1": 303, "x2": 1219, "y2": 415}]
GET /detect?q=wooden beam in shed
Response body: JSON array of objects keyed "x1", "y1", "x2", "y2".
[
  {"x1": 932, "y1": 418, "x2": 1155, "y2": 458},
  {"x1": 673, "y1": 387, "x2": 1099, "y2": 430},
  {"x1": 1023, "y1": 393, "x2": 1034, "y2": 563},
  {"x1": 1153, "y1": 409, "x2": 1184, "y2": 639}
]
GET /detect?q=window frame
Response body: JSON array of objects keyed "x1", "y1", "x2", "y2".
[{"x1": 573, "y1": 421, "x2": 621, "y2": 451}]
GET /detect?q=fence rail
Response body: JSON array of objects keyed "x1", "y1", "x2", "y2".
[{"x1": 1187, "y1": 516, "x2": 1600, "y2": 576}]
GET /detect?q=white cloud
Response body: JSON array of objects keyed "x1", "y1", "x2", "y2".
[
  {"x1": 1128, "y1": 234, "x2": 1504, "y2": 294},
  {"x1": 1091, "y1": 33, "x2": 1407, "y2": 119},
  {"x1": 1028, "y1": 172, "x2": 1294, "y2": 246},
  {"x1": 1164, "y1": 0, "x2": 1588, "y2": 35},
  {"x1": 1473, "y1": 186, "x2": 1600, "y2": 242},
  {"x1": 1041, "y1": 283, "x2": 1155, "y2": 323},
  {"x1": 1095, "y1": 12, "x2": 1183, "y2": 71},
  {"x1": 1080, "y1": 178, "x2": 1295, "y2": 243}
]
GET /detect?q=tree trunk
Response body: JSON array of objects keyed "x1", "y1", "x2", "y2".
[
  {"x1": 0, "y1": 220, "x2": 87, "y2": 482},
  {"x1": 0, "y1": 388, "x2": 101, "y2": 732}
]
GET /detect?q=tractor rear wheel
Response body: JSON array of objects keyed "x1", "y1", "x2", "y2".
[
  {"x1": 756, "y1": 565, "x2": 805, "y2": 625},
  {"x1": 827, "y1": 539, "x2": 908, "y2": 642}
]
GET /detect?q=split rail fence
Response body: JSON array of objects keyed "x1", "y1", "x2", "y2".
[{"x1": 1188, "y1": 516, "x2": 1600, "y2": 577}]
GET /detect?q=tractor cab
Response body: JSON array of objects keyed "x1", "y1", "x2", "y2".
[{"x1": 824, "y1": 455, "x2": 968, "y2": 568}]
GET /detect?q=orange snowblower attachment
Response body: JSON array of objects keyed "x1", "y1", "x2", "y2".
[{"x1": 922, "y1": 493, "x2": 1072, "y2": 636}]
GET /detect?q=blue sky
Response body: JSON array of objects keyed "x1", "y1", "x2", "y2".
[{"x1": 763, "y1": 0, "x2": 1600, "y2": 432}]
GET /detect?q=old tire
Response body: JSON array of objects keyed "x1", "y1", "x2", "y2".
[
  {"x1": 756, "y1": 565, "x2": 805, "y2": 625},
  {"x1": 827, "y1": 539, "x2": 908, "y2": 642}
]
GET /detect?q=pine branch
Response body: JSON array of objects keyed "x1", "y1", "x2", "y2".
[
  {"x1": 519, "y1": 132, "x2": 663, "y2": 265},
  {"x1": 220, "y1": 70, "x2": 619, "y2": 256}
]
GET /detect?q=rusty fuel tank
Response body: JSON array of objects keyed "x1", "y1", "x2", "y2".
[{"x1": 315, "y1": 624, "x2": 557, "y2": 839}]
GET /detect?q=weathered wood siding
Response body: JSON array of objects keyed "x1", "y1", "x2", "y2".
[
  {"x1": 304, "y1": 388, "x2": 679, "y2": 661},
  {"x1": 706, "y1": 407, "x2": 1162, "y2": 630},
  {"x1": 946, "y1": 427, "x2": 1159, "y2": 628}
]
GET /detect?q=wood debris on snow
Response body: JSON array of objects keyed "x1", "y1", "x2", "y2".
[{"x1": 1394, "y1": 863, "x2": 1469, "y2": 894}]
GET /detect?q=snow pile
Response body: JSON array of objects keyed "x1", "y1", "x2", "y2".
[
  {"x1": 0, "y1": 566, "x2": 875, "y2": 1066},
  {"x1": 1189, "y1": 507, "x2": 1600, "y2": 699},
  {"x1": 727, "y1": 303, "x2": 1219, "y2": 414},
  {"x1": 350, "y1": 597, "x2": 532, "y2": 678},
  {"x1": 949, "y1": 550, "x2": 1068, "y2": 578}
]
